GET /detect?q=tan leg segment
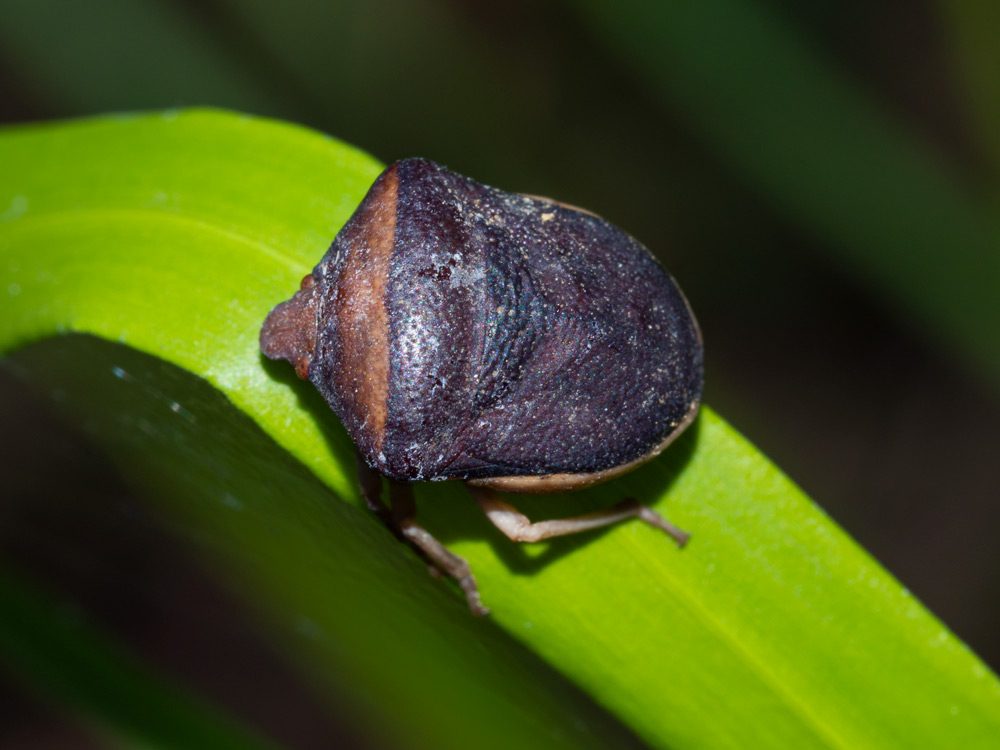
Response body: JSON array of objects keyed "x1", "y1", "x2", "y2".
[
  {"x1": 355, "y1": 454, "x2": 489, "y2": 615},
  {"x1": 468, "y1": 486, "x2": 690, "y2": 547},
  {"x1": 388, "y1": 481, "x2": 489, "y2": 617}
]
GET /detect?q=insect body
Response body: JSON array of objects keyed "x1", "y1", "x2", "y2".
[{"x1": 261, "y1": 158, "x2": 702, "y2": 614}]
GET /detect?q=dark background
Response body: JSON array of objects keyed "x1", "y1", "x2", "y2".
[{"x1": 2, "y1": 0, "x2": 999, "y2": 746}]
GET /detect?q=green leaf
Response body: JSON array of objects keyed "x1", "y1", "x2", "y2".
[
  {"x1": 3, "y1": 333, "x2": 646, "y2": 750},
  {"x1": 1, "y1": 110, "x2": 999, "y2": 749},
  {"x1": 568, "y1": 0, "x2": 1000, "y2": 387}
]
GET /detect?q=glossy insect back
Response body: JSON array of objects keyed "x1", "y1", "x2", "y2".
[{"x1": 262, "y1": 158, "x2": 702, "y2": 487}]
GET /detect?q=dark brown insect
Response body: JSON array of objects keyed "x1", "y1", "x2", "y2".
[{"x1": 261, "y1": 158, "x2": 702, "y2": 614}]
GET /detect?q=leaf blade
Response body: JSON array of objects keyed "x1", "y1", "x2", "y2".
[{"x1": 2, "y1": 109, "x2": 999, "y2": 749}]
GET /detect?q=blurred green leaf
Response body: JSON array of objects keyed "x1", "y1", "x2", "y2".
[
  {"x1": 0, "y1": 564, "x2": 278, "y2": 750},
  {"x1": 1, "y1": 110, "x2": 999, "y2": 749},
  {"x1": 569, "y1": 0, "x2": 1000, "y2": 386},
  {"x1": 938, "y1": 0, "x2": 1000, "y2": 196},
  {"x1": 0, "y1": 0, "x2": 303, "y2": 119}
]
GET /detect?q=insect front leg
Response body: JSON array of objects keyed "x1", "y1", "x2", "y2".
[
  {"x1": 388, "y1": 481, "x2": 489, "y2": 616},
  {"x1": 355, "y1": 451, "x2": 395, "y2": 530},
  {"x1": 355, "y1": 453, "x2": 488, "y2": 615}
]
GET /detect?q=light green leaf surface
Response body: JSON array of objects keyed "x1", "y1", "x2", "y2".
[
  {"x1": 4, "y1": 333, "x2": 645, "y2": 750},
  {"x1": 1, "y1": 110, "x2": 999, "y2": 749}
]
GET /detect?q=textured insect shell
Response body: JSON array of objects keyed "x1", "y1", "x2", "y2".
[{"x1": 261, "y1": 158, "x2": 703, "y2": 486}]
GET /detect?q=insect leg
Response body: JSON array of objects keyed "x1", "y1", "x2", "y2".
[
  {"x1": 468, "y1": 486, "x2": 689, "y2": 546},
  {"x1": 388, "y1": 481, "x2": 490, "y2": 616},
  {"x1": 354, "y1": 452, "x2": 395, "y2": 531}
]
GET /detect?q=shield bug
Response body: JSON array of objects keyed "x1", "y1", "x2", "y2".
[{"x1": 261, "y1": 158, "x2": 702, "y2": 614}]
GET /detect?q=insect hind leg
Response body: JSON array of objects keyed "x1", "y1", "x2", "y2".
[{"x1": 467, "y1": 485, "x2": 689, "y2": 546}]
